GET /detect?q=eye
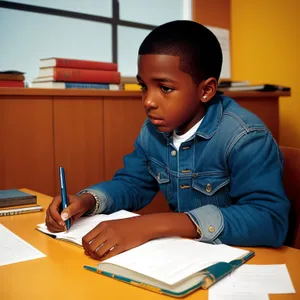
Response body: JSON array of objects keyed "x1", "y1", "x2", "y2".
[
  {"x1": 137, "y1": 82, "x2": 147, "y2": 92},
  {"x1": 160, "y1": 86, "x2": 174, "y2": 94}
]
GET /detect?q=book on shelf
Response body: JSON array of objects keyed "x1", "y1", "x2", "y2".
[
  {"x1": 218, "y1": 84, "x2": 291, "y2": 92},
  {"x1": 37, "y1": 67, "x2": 121, "y2": 84},
  {"x1": 31, "y1": 80, "x2": 120, "y2": 90},
  {"x1": 36, "y1": 209, "x2": 254, "y2": 298},
  {"x1": 0, "y1": 70, "x2": 25, "y2": 87},
  {"x1": 40, "y1": 57, "x2": 117, "y2": 71},
  {"x1": 0, "y1": 189, "x2": 37, "y2": 208},
  {"x1": 218, "y1": 80, "x2": 250, "y2": 88},
  {"x1": 0, "y1": 80, "x2": 24, "y2": 88},
  {"x1": 120, "y1": 76, "x2": 138, "y2": 84},
  {"x1": 123, "y1": 83, "x2": 141, "y2": 91},
  {"x1": 0, "y1": 73, "x2": 25, "y2": 81}
]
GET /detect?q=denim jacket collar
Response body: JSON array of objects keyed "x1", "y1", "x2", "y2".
[
  {"x1": 160, "y1": 93, "x2": 223, "y2": 141},
  {"x1": 195, "y1": 93, "x2": 223, "y2": 139}
]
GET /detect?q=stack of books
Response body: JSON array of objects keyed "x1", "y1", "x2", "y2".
[
  {"x1": 31, "y1": 57, "x2": 121, "y2": 90},
  {"x1": 0, "y1": 71, "x2": 25, "y2": 88},
  {"x1": 0, "y1": 189, "x2": 42, "y2": 216}
]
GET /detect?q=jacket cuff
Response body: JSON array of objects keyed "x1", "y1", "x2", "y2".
[
  {"x1": 185, "y1": 204, "x2": 224, "y2": 242},
  {"x1": 76, "y1": 188, "x2": 109, "y2": 215}
]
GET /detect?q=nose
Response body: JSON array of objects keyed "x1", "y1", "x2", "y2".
[{"x1": 143, "y1": 92, "x2": 158, "y2": 111}]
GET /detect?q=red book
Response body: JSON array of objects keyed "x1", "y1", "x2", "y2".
[
  {"x1": 40, "y1": 57, "x2": 118, "y2": 71},
  {"x1": 38, "y1": 68, "x2": 121, "y2": 84},
  {"x1": 0, "y1": 80, "x2": 24, "y2": 87}
]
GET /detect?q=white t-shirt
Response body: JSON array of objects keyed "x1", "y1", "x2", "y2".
[{"x1": 172, "y1": 118, "x2": 204, "y2": 151}]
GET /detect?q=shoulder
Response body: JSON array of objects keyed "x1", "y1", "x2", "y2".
[{"x1": 220, "y1": 95, "x2": 268, "y2": 132}]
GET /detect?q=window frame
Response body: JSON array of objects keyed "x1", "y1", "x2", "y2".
[{"x1": 0, "y1": 0, "x2": 157, "y2": 63}]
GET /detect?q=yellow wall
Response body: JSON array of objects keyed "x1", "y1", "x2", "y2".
[{"x1": 231, "y1": 0, "x2": 300, "y2": 147}]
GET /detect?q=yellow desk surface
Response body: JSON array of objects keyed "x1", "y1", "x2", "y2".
[{"x1": 0, "y1": 189, "x2": 299, "y2": 300}]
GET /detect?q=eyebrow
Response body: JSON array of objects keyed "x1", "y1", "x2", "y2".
[{"x1": 136, "y1": 75, "x2": 177, "y2": 83}]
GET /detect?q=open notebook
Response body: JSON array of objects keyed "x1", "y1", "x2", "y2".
[
  {"x1": 37, "y1": 210, "x2": 254, "y2": 297},
  {"x1": 36, "y1": 210, "x2": 139, "y2": 246}
]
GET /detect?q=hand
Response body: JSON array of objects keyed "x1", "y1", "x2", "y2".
[
  {"x1": 82, "y1": 216, "x2": 150, "y2": 260},
  {"x1": 45, "y1": 193, "x2": 95, "y2": 232}
]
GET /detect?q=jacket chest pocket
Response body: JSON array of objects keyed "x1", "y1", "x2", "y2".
[
  {"x1": 148, "y1": 161, "x2": 173, "y2": 200},
  {"x1": 192, "y1": 173, "x2": 231, "y2": 207}
]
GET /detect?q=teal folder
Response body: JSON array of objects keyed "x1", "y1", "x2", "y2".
[{"x1": 84, "y1": 251, "x2": 254, "y2": 298}]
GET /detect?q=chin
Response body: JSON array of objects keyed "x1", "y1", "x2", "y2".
[{"x1": 155, "y1": 125, "x2": 173, "y2": 133}]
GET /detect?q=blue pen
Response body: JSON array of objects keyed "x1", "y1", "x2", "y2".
[{"x1": 59, "y1": 166, "x2": 71, "y2": 230}]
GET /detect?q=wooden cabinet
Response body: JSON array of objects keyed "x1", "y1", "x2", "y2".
[{"x1": 0, "y1": 88, "x2": 289, "y2": 212}]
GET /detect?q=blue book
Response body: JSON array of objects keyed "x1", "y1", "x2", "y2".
[
  {"x1": 31, "y1": 80, "x2": 120, "y2": 90},
  {"x1": 0, "y1": 189, "x2": 37, "y2": 208},
  {"x1": 84, "y1": 237, "x2": 254, "y2": 298}
]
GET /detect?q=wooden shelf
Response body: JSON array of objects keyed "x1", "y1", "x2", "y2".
[
  {"x1": 0, "y1": 87, "x2": 290, "y2": 214},
  {"x1": 0, "y1": 87, "x2": 291, "y2": 98}
]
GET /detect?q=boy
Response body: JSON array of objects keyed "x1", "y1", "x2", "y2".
[{"x1": 46, "y1": 20, "x2": 289, "y2": 260}]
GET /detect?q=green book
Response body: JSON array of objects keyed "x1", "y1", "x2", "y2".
[
  {"x1": 84, "y1": 237, "x2": 254, "y2": 298},
  {"x1": 0, "y1": 189, "x2": 37, "y2": 208}
]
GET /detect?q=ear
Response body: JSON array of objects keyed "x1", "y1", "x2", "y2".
[{"x1": 198, "y1": 77, "x2": 218, "y2": 103}]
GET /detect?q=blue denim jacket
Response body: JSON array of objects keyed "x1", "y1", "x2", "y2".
[{"x1": 84, "y1": 94, "x2": 290, "y2": 247}]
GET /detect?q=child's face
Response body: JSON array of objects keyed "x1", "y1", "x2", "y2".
[{"x1": 137, "y1": 54, "x2": 205, "y2": 134}]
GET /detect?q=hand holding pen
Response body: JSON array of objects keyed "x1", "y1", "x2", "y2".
[{"x1": 45, "y1": 168, "x2": 97, "y2": 233}]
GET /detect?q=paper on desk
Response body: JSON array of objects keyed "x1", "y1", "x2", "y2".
[
  {"x1": 209, "y1": 274, "x2": 269, "y2": 300},
  {"x1": 0, "y1": 224, "x2": 45, "y2": 266},
  {"x1": 209, "y1": 291, "x2": 269, "y2": 300},
  {"x1": 209, "y1": 264, "x2": 295, "y2": 300}
]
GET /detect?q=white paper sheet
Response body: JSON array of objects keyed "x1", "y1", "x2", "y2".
[
  {"x1": 209, "y1": 264, "x2": 295, "y2": 300},
  {"x1": 231, "y1": 264, "x2": 295, "y2": 294},
  {"x1": 0, "y1": 224, "x2": 45, "y2": 266},
  {"x1": 206, "y1": 26, "x2": 231, "y2": 79},
  {"x1": 209, "y1": 291, "x2": 269, "y2": 300}
]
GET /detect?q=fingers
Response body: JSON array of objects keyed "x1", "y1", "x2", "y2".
[
  {"x1": 45, "y1": 194, "x2": 87, "y2": 232},
  {"x1": 84, "y1": 236, "x2": 120, "y2": 260},
  {"x1": 46, "y1": 207, "x2": 65, "y2": 232},
  {"x1": 82, "y1": 223, "x2": 121, "y2": 260},
  {"x1": 60, "y1": 197, "x2": 85, "y2": 223},
  {"x1": 46, "y1": 196, "x2": 65, "y2": 232}
]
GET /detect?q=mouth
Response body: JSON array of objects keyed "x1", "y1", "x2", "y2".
[{"x1": 148, "y1": 115, "x2": 165, "y2": 125}]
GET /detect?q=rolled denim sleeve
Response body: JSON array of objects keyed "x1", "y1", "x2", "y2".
[
  {"x1": 77, "y1": 188, "x2": 109, "y2": 214},
  {"x1": 186, "y1": 205, "x2": 224, "y2": 242}
]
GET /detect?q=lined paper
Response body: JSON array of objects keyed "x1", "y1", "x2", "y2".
[
  {"x1": 0, "y1": 224, "x2": 45, "y2": 266},
  {"x1": 209, "y1": 264, "x2": 295, "y2": 300}
]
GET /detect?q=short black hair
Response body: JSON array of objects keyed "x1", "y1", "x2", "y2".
[{"x1": 138, "y1": 20, "x2": 222, "y2": 83}]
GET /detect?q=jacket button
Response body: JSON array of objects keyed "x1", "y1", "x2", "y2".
[
  {"x1": 171, "y1": 150, "x2": 177, "y2": 156},
  {"x1": 208, "y1": 226, "x2": 215, "y2": 233},
  {"x1": 206, "y1": 183, "x2": 212, "y2": 193},
  {"x1": 157, "y1": 172, "x2": 161, "y2": 180}
]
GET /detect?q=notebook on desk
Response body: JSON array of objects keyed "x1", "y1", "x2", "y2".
[
  {"x1": 84, "y1": 238, "x2": 254, "y2": 298},
  {"x1": 36, "y1": 209, "x2": 254, "y2": 298},
  {"x1": 0, "y1": 189, "x2": 37, "y2": 208}
]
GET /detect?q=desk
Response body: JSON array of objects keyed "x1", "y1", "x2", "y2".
[{"x1": 1, "y1": 189, "x2": 299, "y2": 300}]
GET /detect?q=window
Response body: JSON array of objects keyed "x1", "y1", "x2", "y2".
[{"x1": 0, "y1": 0, "x2": 191, "y2": 83}]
